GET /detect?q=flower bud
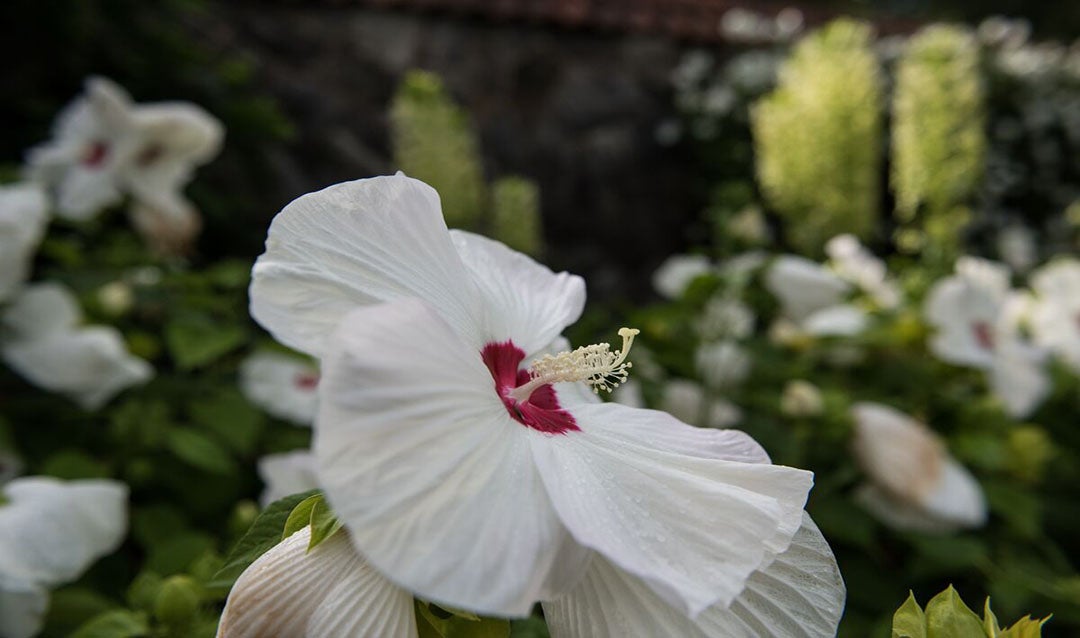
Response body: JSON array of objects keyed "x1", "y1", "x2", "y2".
[{"x1": 780, "y1": 380, "x2": 824, "y2": 417}]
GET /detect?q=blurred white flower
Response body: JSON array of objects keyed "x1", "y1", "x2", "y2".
[
  {"x1": 660, "y1": 379, "x2": 742, "y2": 428},
  {"x1": 610, "y1": 379, "x2": 645, "y2": 408},
  {"x1": 0, "y1": 283, "x2": 152, "y2": 410},
  {"x1": 26, "y1": 76, "x2": 223, "y2": 248},
  {"x1": 695, "y1": 340, "x2": 751, "y2": 390},
  {"x1": 780, "y1": 380, "x2": 825, "y2": 418},
  {"x1": 924, "y1": 257, "x2": 1049, "y2": 417},
  {"x1": 997, "y1": 225, "x2": 1037, "y2": 273},
  {"x1": 0, "y1": 183, "x2": 49, "y2": 303},
  {"x1": 851, "y1": 403, "x2": 987, "y2": 533},
  {"x1": 250, "y1": 174, "x2": 814, "y2": 616},
  {"x1": 1026, "y1": 258, "x2": 1080, "y2": 374},
  {"x1": 217, "y1": 525, "x2": 418, "y2": 638},
  {"x1": 652, "y1": 254, "x2": 712, "y2": 299},
  {"x1": 696, "y1": 295, "x2": 755, "y2": 341},
  {"x1": 765, "y1": 255, "x2": 867, "y2": 337},
  {"x1": 825, "y1": 234, "x2": 901, "y2": 309},
  {"x1": 256, "y1": 450, "x2": 319, "y2": 507},
  {"x1": 240, "y1": 351, "x2": 319, "y2": 426},
  {"x1": 0, "y1": 477, "x2": 127, "y2": 638}
]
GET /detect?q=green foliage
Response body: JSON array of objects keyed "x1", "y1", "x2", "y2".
[
  {"x1": 491, "y1": 176, "x2": 543, "y2": 256},
  {"x1": 752, "y1": 19, "x2": 883, "y2": 255},
  {"x1": 892, "y1": 25, "x2": 985, "y2": 259},
  {"x1": 415, "y1": 601, "x2": 511, "y2": 638},
  {"x1": 281, "y1": 492, "x2": 343, "y2": 551},
  {"x1": 391, "y1": 70, "x2": 487, "y2": 229},
  {"x1": 69, "y1": 610, "x2": 149, "y2": 638},
  {"x1": 893, "y1": 586, "x2": 1050, "y2": 637}
]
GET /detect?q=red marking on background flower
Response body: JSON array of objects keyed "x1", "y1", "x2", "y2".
[
  {"x1": 136, "y1": 144, "x2": 164, "y2": 166},
  {"x1": 293, "y1": 371, "x2": 320, "y2": 391},
  {"x1": 82, "y1": 141, "x2": 109, "y2": 168},
  {"x1": 971, "y1": 321, "x2": 995, "y2": 350},
  {"x1": 481, "y1": 341, "x2": 578, "y2": 434}
]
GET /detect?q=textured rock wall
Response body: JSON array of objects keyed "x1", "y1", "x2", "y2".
[{"x1": 216, "y1": 5, "x2": 702, "y2": 300}]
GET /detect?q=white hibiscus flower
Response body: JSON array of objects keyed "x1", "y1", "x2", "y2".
[
  {"x1": 25, "y1": 76, "x2": 222, "y2": 252},
  {"x1": 0, "y1": 477, "x2": 128, "y2": 638},
  {"x1": 924, "y1": 257, "x2": 1049, "y2": 417},
  {"x1": 851, "y1": 403, "x2": 987, "y2": 533},
  {"x1": 764, "y1": 255, "x2": 867, "y2": 337},
  {"x1": 240, "y1": 351, "x2": 319, "y2": 426},
  {"x1": 695, "y1": 340, "x2": 752, "y2": 391},
  {"x1": 660, "y1": 379, "x2": 743, "y2": 429},
  {"x1": 0, "y1": 283, "x2": 153, "y2": 410},
  {"x1": 652, "y1": 254, "x2": 713, "y2": 299},
  {"x1": 1026, "y1": 258, "x2": 1080, "y2": 374},
  {"x1": 825, "y1": 234, "x2": 901, "y2": 309},
  {"x1": 248, "y1": 174, "x2": 842, "y2": 628},
  {"x1": 0, "y1": 183, "x2": 49, "y2": 303}
]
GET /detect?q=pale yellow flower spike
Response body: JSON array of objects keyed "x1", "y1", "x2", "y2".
[{"x1": 509, "y1": 328, "x2": 641, "y2": 402}]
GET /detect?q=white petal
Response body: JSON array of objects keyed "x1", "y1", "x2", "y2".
[
  {"x1": 652, "y1": 255, "x2": 713, "y2": 299},
  {"x1": 533, "y1": 402, "x2": 811, "y2": 616},
  {"x1": 217, "y1": 527, "x2": 417, "y2": 638},
  {"x1": 694, "y1": 340, "x2": 751, "y2": 390},
  {"x1": 923, "y1": 275, "x2": 1000, "y2": 369},
  {"x1": 544, "y1": 514, "x2": 845, "y2": 638},
  {"x1": 1, "y1": 283, "x2": 82, "y2": 340},
  {"x1": 449, "y1": 230, "x2": 585, "y2": 355},
  {"x1": 990, "y1": 341, "x2": 1050, "y2": 418},
  {"x1": 917, "y1": 459, "x2": 988, "y2": 529},
  {"x1": 257, "y1": 451, "x2": 320, "y2": 507},
  {"x1": 250, "y1": 174, "x2": 485, "y2": 358},
  {"x1": 850, "y1": 402, "x2": 945, "y2": 505},
  {"x1": 55, "y1": 167, "x2": 124, "y2": 221},
  {"x1": 124, "y1": 102, "x2": 224, "y2": 197},
  {"x1": 0, "y1": 183, "x2": 49, "y2": 303},
  {"x1": 0, "y1": 579, "x2": 48, "y2": 638},
  {"x1": 315, "y1": 299, "x2": 587, "y2": 616},
  {"x1": 854, "y1": 484, "x2": 966, "y2": 534},
  {"x1": 240, "y1": 351, "x2": 319, "y2": 426},
  {"x1": 128, "y1": 192, "x2": 202, "y2": 257},
  {"x1": 0, "y1": 477, "x2": 127, "y2": 587},
  {"x1": 801, "y1": 304, "x2": 867, "y2": 337},
  {"x1": 764, "y1": 256, "x2": 851, "y2": 321},
  {"x1": 2, "y1": 326, "x2": 153, "y2": 410}
]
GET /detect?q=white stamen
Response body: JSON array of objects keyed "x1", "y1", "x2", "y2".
[{"x1": 508, "y1": 328, "x2": 640, "y2": 402}]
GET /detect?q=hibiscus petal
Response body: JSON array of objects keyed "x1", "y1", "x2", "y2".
[
  {"x1": 250, "y1": 174, "x2": 484, "y2": 358},
  {"x1": 0, "y1": 579, "x2": 48, "y2": 638},
  {"x1": 543, "y1": 514, "x2": 845, "y2": 638},
  {"x1": 990, "y1": 342, "x2": 1050, "y2": 418},
  {"x1": 316, "y1": 299, "x2": 589, "y2": 616},
  {"x1": 533, "y1": 402, "x2": 811, "y2": 616},
  {"x1": 257, "y1": 450, "x2": 319, "y2": 507},
  {"x1": 1, "y1": 283, "x2": 82, "y2": 340},
  {"x1": 240, "y1": 351, "x2": 319, "y2": 426},
  {"x1": 217, "y1": 526, "x2": 417, "y2": 638},
  {"x1": 764, "y1": 256, "x2": 850, "y2": 321},
  {"x1": 0, "y1": 183, "x2": 49, "y2": 303},
  {"x1": 449, "y1": 230, "x2": 586, "y2": 356}
]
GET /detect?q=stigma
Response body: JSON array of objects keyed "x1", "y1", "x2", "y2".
[{"x1": 508, "y1": 328, "x2": 640, "y2": 402}]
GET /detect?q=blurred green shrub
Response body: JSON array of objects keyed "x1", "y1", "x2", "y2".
[{"x1": 752, "y1": 19, "x2": 883, "y2": 256}]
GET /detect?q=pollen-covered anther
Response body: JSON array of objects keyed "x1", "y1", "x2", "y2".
[{"x1": 508, "y1": 327, "x2": 640, "y2": 402}]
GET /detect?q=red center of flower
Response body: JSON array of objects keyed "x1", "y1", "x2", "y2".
[
  {"x1": 481, "y1": 341, "x2": 579, "y2": 434},
  {"x1": 971, "y1": 321, "x2": 995, "y2": 351},
  {"x1": 82, "y1": 141, "x2": 109, "y2": 168},
  {"x1": 293, "y1": 371, "x2": 319, "y2": 391}
]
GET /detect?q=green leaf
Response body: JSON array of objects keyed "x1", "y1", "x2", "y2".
[
  {"x1": 208, "y1": 490, "x2": 320, "y2": 589},
  {"x1": 308, "y1": 496, "x2": 343, "y2": 551},
  {"x1": 188, "y1": 390, "x2": 265, "y2": 455},
  {"x1": 145, "y1": 532, "x2": 216, "y2": 576},
  {"x1": 893, "y1": 591, "x2": 927, "y2": 638},
  {"x1": 415, "y1": 602, "x2": 510, "y2": 638},
  {"x1": 166, "y1": 429, "x2": 235, "y2": 475},
  {"x1": 282, "y1": 494, "x2": 321, "y2": 541},
  {"x1": 984, "y1": 598, "x2": 1001, "y2": 636},
  {"x1": 70, "y1": 610, "x2": 150, "y2": 638},
  {"x1": 41, "y1": 449, "x2": 109, "y2": 479},
  {"x1": 165, "y1": 314, "x2": 247, "y2": 370},
  {"x1": 510, "y1": 617, "x2": 550, "y2": 638},
  {"x1": 924, "y1": 586, "x2": 985, "y2": 638}
]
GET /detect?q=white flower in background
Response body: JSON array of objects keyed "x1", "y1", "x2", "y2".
[
  {"x1": 697, "y1": 295, "x2": 755, "y2": 341},
  {"x1": 26, "y1": 76, "x2": 223, "y2": 250},
  {"x1": 825, "y1": 234, "x2": 901, "y2": 309},
  {"x1": 851, "y1": 403, "x2": 987, "y2": 533},
  {"x1": 997, "y1": 225, "x2": 1037, "y2": 273},
  {"x1": 764, "y1": 255, "x2": 868, "y2": 337},
  {"x1": 0, "y1": 477, "x2": 127, "y2": 638},
  {"x1": 652, "y1": 254, "x2": 712, "y2": 299},
  {"x1": 924, "y1": 257, "x2": 1049, "y2": 417},
  {"x1": 0, "y1": 283, "x2": 152, "y2": 410},
  {"x1": 250, "y1": 174, "x2": 836, "y2": 625},
  {"x1": 217, "y1": 526, "x2": 417, "y2": 638},
  {"x1": 659, "y1": 379, "x2": 742, "y2": 429},
  {"x1": 25, "y1": 77, "x2": 135, "y2": 220},
  {"x1": 610, "y1": 379, "x2": 645, "y2": 408},
  {"x1": 780, "y1": 380, "x2": 825, "y2": 418},
  {"x1": 0, "y1": 183, "x2": 49, "y2": 304},
  {"x1": 240, "y1": 351, "x2": 319, "y2": 426},
  {"x1": 1026, "y1": 258, "x2": 1080, "y2": 373},
  {"x1": 695, "y1": 340, "x2": 752, "y2": 391},
  {"x1": 257, "y1": 450, "x2": 319, "y2": 507},
  {"x1": 726, "y1": 205, "x2": 771, "y2": 245}
]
